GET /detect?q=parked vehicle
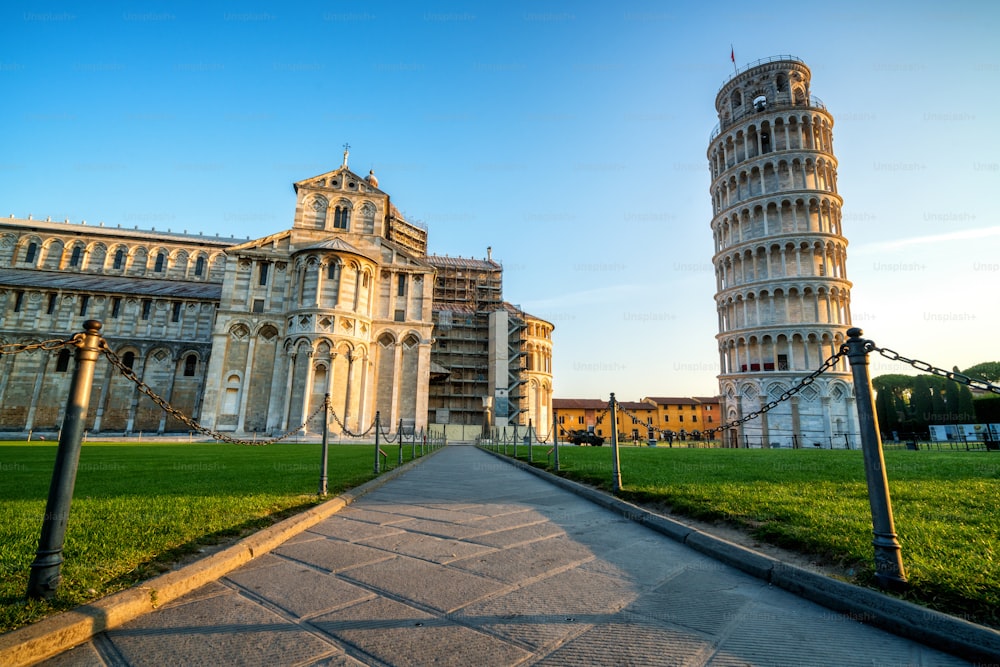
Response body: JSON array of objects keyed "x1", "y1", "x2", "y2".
[{"x1": 567, "y1": 429, "x2": 605, "y2": 446}]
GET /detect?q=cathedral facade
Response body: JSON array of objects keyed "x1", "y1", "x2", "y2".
[{"x1": 0, "y1": 156, "x2": 551, "y2": 437}]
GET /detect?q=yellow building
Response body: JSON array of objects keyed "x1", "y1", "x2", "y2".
[
  {"x1": 523, "y1": 315, "x2": 554, "y2": 433},
  {"x1": 553, "y1": 396, "x2": 723, "y2": 444},
  {"x1": 553, "y1": 397, "x2": 721, "y2": 443}
]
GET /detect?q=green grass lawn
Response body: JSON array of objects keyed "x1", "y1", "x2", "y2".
[
  {"x1": 0, "y1": 440, "x2": 424, "y2": 633},
  {"x1": 502, "y1": 443, "x2": 1000, "y2": 628}
]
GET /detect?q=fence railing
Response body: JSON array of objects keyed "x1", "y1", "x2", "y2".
[
  {"x1": 1, "y1": 320, "x2": 447, "y2": 600},
  {"x1": 482, "y1": 327, "x2": 1000, "y2": 592}
]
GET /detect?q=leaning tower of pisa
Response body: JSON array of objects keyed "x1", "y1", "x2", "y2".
[{"x1": 708, "y1": 56, "x2": 858, "y2": 448}]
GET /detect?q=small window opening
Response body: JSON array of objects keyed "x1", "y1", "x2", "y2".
[{"x1": 56, "y1": 349, "x2": 72, "y2": 372}]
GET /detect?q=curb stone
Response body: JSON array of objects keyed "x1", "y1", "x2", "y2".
[
  {"x1": 486, "y1": 447, "x2": 1000, "y2": 664},
  {"x1": 0, "y1": 449, "x2": 441, "y2": 667}
]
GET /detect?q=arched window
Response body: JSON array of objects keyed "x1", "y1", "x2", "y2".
[
  {"x1": 69, "y1": 246, "x2": 82, "y2": 268},
  {"x1": 194, "y1": 256, "x2": 205, "y2": 276},
  {"x1": 113, "y1": 248, "x2": 125, "y2": 270},
  {"x1": 776, "y1": 73, "x2": 788, "y2": 92},
  {"x1": 123, "y1": 351, "x2": 136, "y2": 369},
  {"x1": 334, "y1": 205, "x2": 350, "y2": 230},
  {"x1": 184, "y1": 354, "x2": 197, "y2": 376},
  {"x1": 154, "y1": 252, "x2": 165, "y2": 272},
  {"x1": 25, "y1": 242, "x2": 37, "y2": 264}
]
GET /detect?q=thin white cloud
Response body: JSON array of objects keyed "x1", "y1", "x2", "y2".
[{"x1": 853, "y1": 226, "x2": 1000, "y2": 254}]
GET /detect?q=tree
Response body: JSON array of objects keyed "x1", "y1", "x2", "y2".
[{"x1": 962, "y1": 361, "x2": 1000, "y2": 383}]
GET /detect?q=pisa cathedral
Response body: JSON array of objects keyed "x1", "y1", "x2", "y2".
[
  {"x1": 709, "y1": 56, "x2": 859, "y2": 447},
  {"x1": 0, "y1": 153, "x2": 553, "y2": 437}
]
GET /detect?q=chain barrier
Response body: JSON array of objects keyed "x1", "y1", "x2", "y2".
[
  {"x1": 532, "y1": 424, "x2": 553, "y2": 444},
  {"x1": 872, "y1": 345, "x2": 1000, "y2": 395},
  {"x1": 101, "y1": 340, "x2": 323, "y2": 446},
  {"x1": 378, "y1": 422, "x2": 399, "y2": 443},
  {"x1": 705, "y1": 349, "x2": 846, "y2": 437},
  {"x1": 326, "y1": 404, "x2": 377, "y2": 439},
  {"x1": 0, "y1": 336, "x2": 82, "y2": 355}
]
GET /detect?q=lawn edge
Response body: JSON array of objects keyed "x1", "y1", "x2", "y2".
[
  {"x1": 0, "y1": 449, "x2": 440, "y2": 667},
  {"x1": 486, "y1": 448, "x2": 1000, "y2": 665}
]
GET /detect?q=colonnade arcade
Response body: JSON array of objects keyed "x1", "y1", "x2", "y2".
[
  {"x1": 718, "y1": 329, "x2": 849, "y2": 376},
  {"x1": 709, "y1": 112, "x2": 834, "y2": 178},
  {"x1": 713, "y1": 196, "x2": 844, "y2": 252},
  {"x1": 711, "y1": 158, "x2": 838, "y2": 216},
  {"x1": 716, "y1": 240, "x2": 849, "y2": 289},
  {"x1": 7, "y1": 233, "x2": 225, "y2": 282},
  {"x1": 718, "y1": 284, "x2": 851, "y2": 331},
  {"x1": 291, "y1": 249, "x2": 375, "y2": 316}
]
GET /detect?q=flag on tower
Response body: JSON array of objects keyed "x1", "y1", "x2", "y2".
[{"x1": 730, "y1": 46, "x2": 735, "y2": 63}]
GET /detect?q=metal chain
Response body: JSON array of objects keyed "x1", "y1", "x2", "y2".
[
  {"x1": 0, "y1": 336, "x2": 82, "y2": 355},
  {"x1": 101, "y1": 340, "x2": 323, "y2": 446},
  {"x1": 705, "y1": 349, "x2": 847, "y2": 437},
  {"x1": 326, "y1": 404, "x2": 377, "y2": 438},
  {"x1": 873, "y1": 346, "x2": 1000, "y2": 395},
  {"x1": 379, "y1": 422, "x2": 399, "y2": 443}
]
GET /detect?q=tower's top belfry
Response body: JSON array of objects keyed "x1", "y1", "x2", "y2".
[{"x1": 712, "y1": 56, "x2": 816, "y2": 135}]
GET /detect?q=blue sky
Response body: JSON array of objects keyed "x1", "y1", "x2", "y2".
[{"x1": 2, "y1": 1, "x2": 998, "y2": 400}]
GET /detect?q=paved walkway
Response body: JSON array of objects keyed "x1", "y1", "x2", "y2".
[{"x1": 41, "y1": 445, "x2": 970, "y2": 666}]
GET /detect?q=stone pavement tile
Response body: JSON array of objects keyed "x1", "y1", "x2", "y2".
[
  {"x1": 306, "y1": 515, "x2": 407, "y2": 542},
  {"x1": 578, "y1": 538, "x2": 690, "y2": 588},
  {"x1": 624, "y1": 566, "x2": 764, "y2": 636},
  {"x1": 560, "y1": 514, "x2": 680, "y2": 554},
  {"x1": 103, "y1": 589, "x2": 340, "y2": 667},
  {"x1": 535, "y1": 618, "x2": 713, "y2": 667},
  {"x1": 276, "y1": 536, "x2": 395, "y2": 573},
  {"x1": 708, "y1": 595, "x2": 972, "y2": 666},
  {"x1": 453, "y1": 567, "x2": 640, "y2": 650},
  {"x1": 158, "y1": 579, "x2": 232, "y2": 609},
  {"x1": 350, "y1": 502, "x2": 486, "y2": 524},
  {"x1": 623, "y1": 573, "x2": 755, "y2": 636},
  {"x1": 335, "y1": 507, "x2": 416, "y2": 526},
  {"x1": 340, "y1": 555, "x2": 510, "y2": 614},
  {"x1": 309, "y1": 596, "x2": 532, "y2": 667},
  {"x1": 464, "y1": 520, "x2": 567, "y2": 548},
  {"x1": 383, "y1": 516, "x2": 497, "y2": 540},
  {"x1": 36, "y1": 642, "x2": 106, "y2": 667},
  {"x1": 449, "y1": 535, "x2": 595, "y2": 584},
  {"x1": 224, "y1": 559, "x2": 375, "y2": 618},
  {"x1": 357, "y1": 530, "x2": 496, "y2": 564},
  {"x1": 464, "y1": 506, "x2": 546, "y2": 525},
  {"x1": 708, "y1": 605, "x2": 970, "y2": 666},
  {"x1": 299, "y1": 653, "x2": 370, "y2": 667},
  {"x1": 459, "y1": 503, "x2": 548, "y2": 518}
]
